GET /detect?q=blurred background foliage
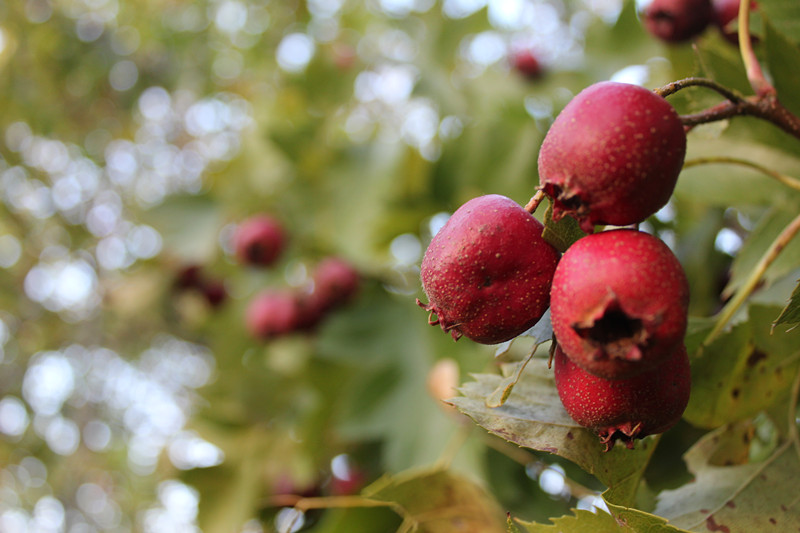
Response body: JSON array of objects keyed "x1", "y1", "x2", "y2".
[{"x1": 0, "y1": 0, "x2": 799, "y2": 532}]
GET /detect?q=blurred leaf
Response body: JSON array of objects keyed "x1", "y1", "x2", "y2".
[
  {"x1": 684, "y1": 305, "x2": 800, "y2": 428},
  {"x1": 364, "y1": 468, "x2": 507, "y2": 532},
  {"x1": 448, "y1": 359, "x2": 657, "y2": 506},
  {"x1": 758, "y1": 0, "x2": 800, "y2": 46},
  {"x1": 764, "y1": 17, "x2": 800, "y2": 118},
  {"x1": 724, "y1": 201, "x2": 800, "y2": 297},
  {"x1": 143, "y1": 195, "x2": 223, "y2": 262},
  {"x1": 654, "y1": 425, "x2": 800, "y2": 531},
  {"x1": 772, "y1": 280, "x2": 800, "y2": 330}
]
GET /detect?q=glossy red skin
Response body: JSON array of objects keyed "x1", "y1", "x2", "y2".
[
  {"x1": 642, "y1": 0, "x2": 713, "y2": 43},
  {"x1": 245, "y1": 290, "x2": 304, "y2": 339},
  {"x1": 233, "y1": 215, "x2": 287, "y2": 267},
  {"x1": 550, "y1": 229, "x2": 689, "y2": 379},
  {"x1": 418, "y1": 194, "x2": 560, "y2": 345},
  {"x1": 554, "y1": 343, "x2": 691, "y2": 450},
  {"x1": 538, "y1": 81, "x2": 686, "y2": 234}
]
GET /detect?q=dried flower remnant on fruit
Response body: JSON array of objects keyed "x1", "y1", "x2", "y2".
[
  {"x1": 549, "y1": 229, "x2": 689, "y2": 379},
  {"x1": 418, "y1": 194, "x2": 560, "y2": 344},
  {"x1": 233, "y1": 214, "x2": 287, "y2": 267},
  {"x1": 538, "y1": 81, "x2": 686, "y2": 233},
  {"x1": 553, "y1": 344, "x2": 691, "y2": 451}
]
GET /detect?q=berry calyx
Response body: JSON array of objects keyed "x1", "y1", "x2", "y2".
[
  {"x1": 549, "y1": 229, "x2": 689, "y2": 379},
  {"x1": 553, "y1": 343, "x2": 691, "y2": 451},
  {"x1": 538, "y1": 81, "x2": 686, "y2": 234},
  {"x1": 418, "y1": 194, "x2": 560, "y2": 345},
  {"x1": 642, "y1": 0, "x2": 714, "y2": 43},
  {"x1": 233, "y1": 214, "x2": 287, "y2": 267}
]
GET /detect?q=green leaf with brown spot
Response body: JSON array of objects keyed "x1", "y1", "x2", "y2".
[
  {"x1": 773, "y1": 280, "x2": 800, "y2": 331},
  {"x1": 654, "y1": 425, "x2": 800, "y2": 532},
  {"x1": 685, "y1": 305, "x2": 800, "y2": 429}
]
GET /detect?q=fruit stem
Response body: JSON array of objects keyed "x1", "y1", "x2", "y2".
[
  {"x1": 683, "y1": 157, "x2": 800, "y2": 191},
  {"x1": 705, "y1": 211, "x2": 800, "y2": 346},
  {"x1": 739, "y1": 0, "x2": 775, "y2": 97},
  {"x1": 525, "y1": 189, "x2": 545, "y2": 214},
  {"x1": 654, "y1": 77, "x2": 744, "y2": 103}
]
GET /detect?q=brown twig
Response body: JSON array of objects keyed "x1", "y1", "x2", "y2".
[{"x1": 679, "y1": 94, "x2": 800, "y2": 141}]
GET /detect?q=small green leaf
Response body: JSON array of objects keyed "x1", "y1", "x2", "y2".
[
  {"x1": 772, "y1": 279, "x2": 800, "y2": 330},
  {"x1": 541, "y1": 199, "x2": 586, "y2": 253},
  {"x1": 448, "y1": 359, "x2": 657, "y2": 506}
]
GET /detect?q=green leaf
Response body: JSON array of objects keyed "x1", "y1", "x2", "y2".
[
  {"x1": 758, "y1": 0, "x2": 800, "y2": 47},
  {"x1": 448, "y1": 359, "x2": 657, "y2": 506},
  {"x1": 654, "y1": 426, "x2": 800, "y2": 531},
  {"x1": 764, "y1": 17, "x2": 800, "y2": 118},
  {"x1": 364, "y1": 468, "x2": 507, "y2": 533},
  {"x1": 541, "y1": 199, "x2": 586, "y2": 253},
  {"x1": 684, "y1": 305, "x2": 800, "y2": 428},
  {"x1": 516, "y1": 506, "x2": 689, "y2": 532},
  {"x1": 772, "y1": 280, "x2": 800, "y2": 330}
]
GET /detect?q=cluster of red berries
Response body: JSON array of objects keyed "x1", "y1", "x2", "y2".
[
  {"x1": 418, "y1": 81, "x2": 693, "y2": 450},
  {"x1": 642, "y1": 0, "x2": 754, "y2": 44},
  {"x1": 173, "y1": 214, "x2": 360, "y2": 339},
  {"x1": 233, "y1": 215, "x2": 361, "y2": 340}
]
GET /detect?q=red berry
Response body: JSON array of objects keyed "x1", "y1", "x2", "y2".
[
  {"x1": 174, "y1": 264, "x2": 204, "y2": 290},
  {"x1": 245, "y1": 290, "x2": 304, "y2": 339},
  {"x1": 550, "y1": 229, "x2": 689, "y2": 379},
  {"x1": 202, "y1": 280, "x2": 228, "y2": 308},
  {"x1": 553, "y1": 342, "x2": 691, "y2": 451},
  {"x1": 418, "y1": 194, "x2": 561, "y2": 345},
  {"x1": 642, "y1": 0, "x2": 713, "y2": 43},
  {"x1": 510, "y1": 48, "x2": 543, "y2": 80},
  {"x1": 233, "y1": 215, "x2": 287, "y2": 267},
  {"x1": 311, "y1": 257, "x2": 360, "y2": 312},
  {"x1": 538, "y1": 81, "x2": 686, "y2": 233}
]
